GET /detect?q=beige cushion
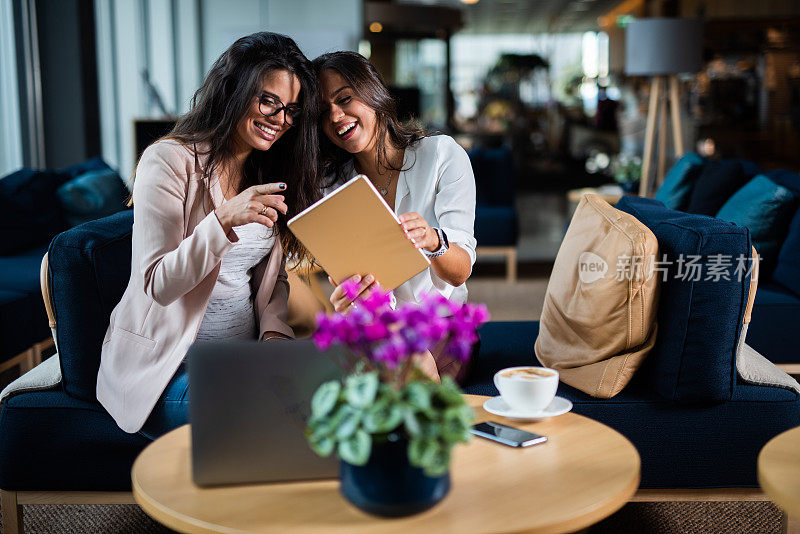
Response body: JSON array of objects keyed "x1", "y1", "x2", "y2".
[{"x1": 535, "y1": 194, "x2": 660, "y2": 398}]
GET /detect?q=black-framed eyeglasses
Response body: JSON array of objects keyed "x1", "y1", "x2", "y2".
[{"x1": 258, "y1": 93, "x2": 301, "y2": 126}]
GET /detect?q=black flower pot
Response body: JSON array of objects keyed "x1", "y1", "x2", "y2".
[{"x1": 339, "y1": 435, "x2": 450, "y2": 517}]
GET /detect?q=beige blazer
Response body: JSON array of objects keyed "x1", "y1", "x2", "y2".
[{"x1": 97, "y1": 140, "x2": 294, "y2": 433}]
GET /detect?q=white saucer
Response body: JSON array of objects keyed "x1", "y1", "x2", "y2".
[{"x1": 483, "y1": 396, "x2": 573, "y2": 422}]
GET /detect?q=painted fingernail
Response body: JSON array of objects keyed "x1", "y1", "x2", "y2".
[
  {"x1": 365, "y1": 275, "x2": 374, "y2": 283},
  {"x1": 279, "y1": 183, "x2": 286, "y2": 189}
]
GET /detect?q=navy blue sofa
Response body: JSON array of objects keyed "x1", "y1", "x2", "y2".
[
  {"x1": 466, "y1": 321, "x2": 800, "y2": 488},
  {"x1": 0, "y1": 211, "x2": 147, "y2": 497},
  {"x1": 468, "y1": 146, "x2": 519, "y2": 280},
  {"x1": 466, "y1": 195, "x2": 800, "y2": 488},
  {"x1": 653, "y1": 155, "x2": 800, "y2": 368},
  {"x1": 469, "y1": 146, "x2": 519, "y2": 248},
  {"x1": 0, "y1": 159, "x2": 128, "y2": 374}
]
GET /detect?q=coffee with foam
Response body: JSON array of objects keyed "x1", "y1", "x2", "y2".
[
  {"x1": 494, "y1": 366, "x2": 559, "y2": 412},
  {"x1": 500, "y1": 368, "x2": 556, "y2": 380}
]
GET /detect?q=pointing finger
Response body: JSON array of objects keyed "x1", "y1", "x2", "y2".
[{"x1": 253, "y1": 182, "x2": 287, "y2": 195}]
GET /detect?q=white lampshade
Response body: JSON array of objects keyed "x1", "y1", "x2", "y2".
[{"x1": 625, "y1": 18, "x2": 703, "y2": 75}]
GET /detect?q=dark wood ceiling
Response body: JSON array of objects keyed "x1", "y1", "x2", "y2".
[{"x1": 396, "y1": 0, "x2": 624, "y2": 34}]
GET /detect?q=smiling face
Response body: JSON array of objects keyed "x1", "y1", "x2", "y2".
[
  {"x1": 319, "y1": 69, "x2": 379, "y2": 156},
  {"x1": 235, "y1": 68, "x2": 301, "y2": 154}
]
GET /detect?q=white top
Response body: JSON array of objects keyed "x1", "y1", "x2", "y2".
[
  {"x1": 325, "y1": 135, "x2": 476, "y2": 305},
  {"x1": 195, "y1": 222, "x2": 276, "y2": 341}
]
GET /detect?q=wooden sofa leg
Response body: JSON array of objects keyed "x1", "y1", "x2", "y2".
[
  {"x1": 1, "y1": 489, "x2": 23, "y2": 534},
  {"x1": 505, "y1": 249, "x2": 517, "y2": 283}
]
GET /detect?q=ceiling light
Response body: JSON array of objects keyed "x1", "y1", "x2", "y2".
[
  {"x1": 369, "y1": 22, "x2": 383, "y2": 33},
  {"x1": 460, "y1": 0, "x2": 480, "y2": 4}
]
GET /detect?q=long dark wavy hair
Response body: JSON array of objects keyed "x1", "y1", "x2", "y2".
[
  {"x1": 166, "y1": 32, "x2": 320, "y2": 262},
  {"x1": 312, "y1": 51, "x2": 426, "y2": 187}
]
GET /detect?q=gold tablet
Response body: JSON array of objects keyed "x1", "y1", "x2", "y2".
[{"x1": 287, "y1": 175, "x2": 430, "y2": 290}]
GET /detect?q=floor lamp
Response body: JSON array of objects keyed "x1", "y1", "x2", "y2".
[{"x1": 625, "y1": 18, "x2": 702, "y2": 197}]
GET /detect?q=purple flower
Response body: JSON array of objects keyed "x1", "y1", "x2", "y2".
[
  {"x1": 363, "y1": 322, "x2": 389, "y2": 342},
  {"x1": 311, "y1": 284, "x2": 490, "y2": 378}
]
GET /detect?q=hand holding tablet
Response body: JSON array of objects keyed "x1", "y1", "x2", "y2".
[{"x1": 287, "y1": 175, "x2": 430, "y2": 294}]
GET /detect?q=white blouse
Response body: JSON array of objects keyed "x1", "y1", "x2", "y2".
[
  {"x1": 325, "y1": 135, "x2": 477, "y2": 305},
  {"x1": 195, "y1": 222, "x2": 276, "y2": 341}
]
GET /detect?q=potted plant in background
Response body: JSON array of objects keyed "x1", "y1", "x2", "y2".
[
  {"x1": 306, "y1": 281, "x2": 489, "y2": 517},
  {"x1": 611, "y1": 153, "x2": 642, "y2": 193}
]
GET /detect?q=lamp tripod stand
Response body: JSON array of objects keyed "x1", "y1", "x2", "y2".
[{"x1": 638, "y1": 75, "x2": 685, "y2": 197}]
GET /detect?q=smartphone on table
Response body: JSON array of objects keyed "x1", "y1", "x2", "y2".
[{"x1": 470, "y1": 421, "x2": 547, "y2": 448}]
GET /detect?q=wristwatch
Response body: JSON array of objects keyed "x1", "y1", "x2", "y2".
[{"x1": 424, "y1": 227, "x2": 449, "y2": 258}]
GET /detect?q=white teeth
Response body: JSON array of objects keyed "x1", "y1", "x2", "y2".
[
  {"x1": 337, "y1": 122, "x2": 356, "y2": 136},
  {"x1": 256, "y1": 122, "x2": 277, "y2": 136}
]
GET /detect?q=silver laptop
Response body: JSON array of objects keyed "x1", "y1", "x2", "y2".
[{"x1": 188, "y1": 339, "x2": 343, "y2": 486}]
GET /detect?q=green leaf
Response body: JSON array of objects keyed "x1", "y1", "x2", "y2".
[
  {"x1": 339, "y1": 429, "x2": 371, "y2": 466},
  {"x1": 441, "y1": 407, "x2": 471, "y2": 443},
  {"x1": 405, "y1": 381, "x2": 432, "y2": 412},
  {"x1": 422, "y1": 447, "x2": 451, "y2": 478},
  {"x1": 311, "y1": 381, "x2": 341, "y2": 418},
  {"x1": 418, "y1": 418, "x2": 441, "y2": 440},
  {"x1": 308, "y1": 419, "x2": 335, "y2": 442},
  {"x1": 363, "y1": 402, "x2": 404, "y2": 433},
  {"x1": 308, "y1": 435, "x2": 335, "y2": 457},
  {"x1": 378, "y1": 382, "x2": 400, "y2": 403},
  {"x1": 335, "y1": 405, "x2": 363, "y2": 440},
  {"x1": 436, "y1": 376, "x2": 464, "y2": 405},
  {"x1": 408, "y1": 438, "x2": 439, "y2": 468},
  {"x1": 345, "y1": 373, "x2": 379, "y2": 408},
  {"x1": 456, "y1": 404, "x2": 475, "y2": 427},
  {"x1": 402, "y1": 407, "x2": 422, "y2": 436}
]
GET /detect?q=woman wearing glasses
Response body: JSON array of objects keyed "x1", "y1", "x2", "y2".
[
  {"x1": 97, "y1": 32, "x2": 320, "y2": 437},
  {"x1": 313, "y1": 51, "x2": 477, "y2": 381}
]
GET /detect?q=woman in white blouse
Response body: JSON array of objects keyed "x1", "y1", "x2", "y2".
[
  {"x1": 313, "y1": 51, "x2": 476, "y2": 308},
  {"x1": 312, "y1": 51, "x2": 477, "y2": 380}
]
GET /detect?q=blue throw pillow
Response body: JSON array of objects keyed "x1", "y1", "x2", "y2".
[
  {"x1": 773, "y1": 208, "x2": 800, "y2": 298},
  {"x1": 685, "y1": 160, "x2": 751, "y2": 216},
  {"x1": 654, "y1": 153, "x2": 705, "y2": 211},
  {"x1": 727, "y1": 158, "x2": 761, "y2": 179},
  {"x1": 57, "y1": 156, "x2": 114, "y2": 181},
  {"x1": 56, "y1": 169, "x2": 130, "y2": 227},
  {"x1": 0, "y1": 168, "x2": 69, "y2": 255},
  {"x1": 716, "y1": 175, "x2": 798, "y2": 278},
  {"x1": 616, "y1": 196, "x2": 752, "y2": 403},
  {"x1": 765, "y1": 169, "x2": 800, "y2": 197}
]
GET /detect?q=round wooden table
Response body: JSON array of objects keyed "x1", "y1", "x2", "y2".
[
  {"x1": 758, "y1": 426, "x2": 800, "y2": 520},
  {"x1": 132, "y1": 395, "x2": 640, "y2": 534}
]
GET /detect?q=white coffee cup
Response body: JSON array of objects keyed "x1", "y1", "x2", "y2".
[{"x1": 493, "y1": 366, "x2": 559, "y2": 412}]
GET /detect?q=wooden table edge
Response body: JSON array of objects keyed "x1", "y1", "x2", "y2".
[
  {"x1": 467, "y1": 395, "x2": 641, "y2": 533},
  {"x1": 757, "y1": 428, "x2": 800, "y2": 519},
  {"x1": 132, "y1": 431, "x2": 240, "y2": 534},
  {"x1": 132, "y1": 396, "x2": 642, "y2": 534},
  {"x1": 519, "y1": 445, "x2": 639, "y2": 534}
]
